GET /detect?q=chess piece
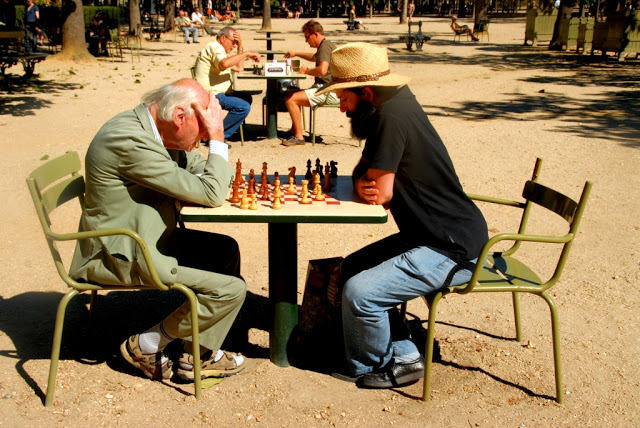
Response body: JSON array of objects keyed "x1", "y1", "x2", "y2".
[
  {"x1": 330, "y1": 160, "x2": 338, "y2": 178},
  {"x1": 239, "y1": 188, "x2": 249, "y2": 209},
  {"x1": 249, "y1": 168, "x2": 255, "y2": 182},
  {"x1": 260, "y1": 182, "x2": 270, "y2": 200},
  {"x1": 330, "y1": 160, "x2": 338, "y2": 187},
  {"x1": 323, "y1": 167, "x2": 332, "y2": 191},
  {"x1": 261, "y1": 170, "x2": 269, "y2": 186},
  {"x1": 235, "y1": 159, "x2": 245, "y2": 185},
  {"x1": 288, "y1": 166, "x2": 296, "y2": 185},
  {"x1": 305, "y1": 159, "x2": 313, "y2": 180},
  {"x1": 249, "y1": 193, "x2": 258, "y2": 210},
  {"x1": 314, "y1": 185, "x2": 325, "y2": 201},
  {"x1": 272, "y1": 185, "x2": 283, "y2": 209},
  {"x1": 300, "y1": 179, "x2": 311, "y2": 204},
  {"x1": 230, "y1": 183, "x2": 241, "y2": 203},
  {"x1": 312, "y1": 172, "x2": 321, "y2": 195},
  {"x1": 315, "y1": 158, "x2": 324, "y2": 180},
  {"x1": 287, "y1": 176, "x2": 296, "y2": 194},
  {"x1": 248, "y1": 177, "x2": 256, "y2": 195}
]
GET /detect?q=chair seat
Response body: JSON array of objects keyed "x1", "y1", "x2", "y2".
[{"x1": 487, "y1": 255, "x2": 543, "y2": 289}]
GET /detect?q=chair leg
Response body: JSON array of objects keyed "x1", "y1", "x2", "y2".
[
  {"x1": 311, "y1": 106, "x2": 317, "y2": 146},
  {"x1": 541, "y1": 292, "x2": 564, "y2": 404},
  {"x1": 45, "y1": 289, "x2": 80, "y2": 407},
  {"x1": 423, "y1": 292, "x2": 443, "y2": 401},
  {"x1": 171, "y1": 284, "x2": 202, "y2": 399},
  {"x1": 239, "y1": 122, "x2": 245, "y2": 146},
  {"x1": 88, "y1": 290, "x2": 98, "y2": 322},
  {"x1": 512, "y1": 291, "x2": 522, "y2": 342}
]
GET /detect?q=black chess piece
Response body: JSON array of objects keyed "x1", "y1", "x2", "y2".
[
  {"x1": 315, "y1": 158, "x2": 324, "y2": 180},
  {"x1": 305, "y1": 159, "x2": 313, "y2": 180},
  {"x1": 330, "y1": 160, "x2": 338, "y2": 178}
]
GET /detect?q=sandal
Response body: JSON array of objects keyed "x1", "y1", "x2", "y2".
[
  {"x1": 120, "y1": 335, "x2": 173, "y2": 380},
  {"x1": 177, "y1": 350, "x2": 246, "y2": 381}
]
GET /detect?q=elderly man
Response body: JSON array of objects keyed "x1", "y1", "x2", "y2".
[
  {"x1": 317, "y1": 43, "x2": 488, "y2": 388},
  {"x1": 281, "y1": 20, "x2": 339, "y2": 146},
  {"x1": 70, "y1": 79, "x2": 247, "y2": 382},
  {"x1": 176, "y1": 9, "x2": 199, "y2": 43},
  {"x1": 194, "y1": 26, "x2": 260, "y2": 141}
]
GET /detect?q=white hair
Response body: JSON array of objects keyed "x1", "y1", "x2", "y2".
[{"x1": 141, "y1": 80, "x2": 200, "y2": 122}]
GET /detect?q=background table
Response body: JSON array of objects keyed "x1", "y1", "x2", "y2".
[
  {"x1": 180, "y1": 175, "x2": 388, "y2": 367},
  {"x1": 237, "y1": 72, "x2": 306, "y2": 139}
]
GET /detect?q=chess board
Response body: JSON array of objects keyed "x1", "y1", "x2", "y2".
[{"x1": 230, "y1": 179, "x2": 340, "y2": 208}]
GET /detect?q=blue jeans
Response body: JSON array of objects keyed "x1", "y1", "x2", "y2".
[
  {"x1": 341, "y1": 233, "x2": 478, "y2": 376},
  {"x1": 181, "y1": 26, "x2": 198, "y2": 42},
  {"x1": 215, "y1": 92, "x2": 252, "y2": 140}
]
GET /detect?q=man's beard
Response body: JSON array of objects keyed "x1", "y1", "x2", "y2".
[{"x1": 346, "y1": 100, "x2": 377, "y2": 141}]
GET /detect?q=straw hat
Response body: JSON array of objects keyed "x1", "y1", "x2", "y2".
[{"x1": 316, "y1": 42, "x2": 410, "y2": 95}]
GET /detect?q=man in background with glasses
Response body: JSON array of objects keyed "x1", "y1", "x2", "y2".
[
  {"x1": 194, "y1": 27, "x2": 261, "y2": 142},
  {"x1": 281, "y1": 20, "x2": 339, "y2": 146}
]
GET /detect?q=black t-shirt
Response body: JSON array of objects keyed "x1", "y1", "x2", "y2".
[{"x1": 362, "y1": 85, "x2": 487, "y2": 262}]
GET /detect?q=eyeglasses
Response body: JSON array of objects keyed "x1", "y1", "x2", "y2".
[{"x1": 304, "y1": 33, "x2": 313, "y2": 41}]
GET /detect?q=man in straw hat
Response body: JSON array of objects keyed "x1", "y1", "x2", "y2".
[{"x1": 317, "y1": 43, "x2": 487, "y2": 389}]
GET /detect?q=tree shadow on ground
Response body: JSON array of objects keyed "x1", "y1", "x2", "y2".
[
  {"x1": 384, "y1": 43, "x2": 640, "y2": 148},
  {"x1": 0, "y1": 79, "x2": 82, "y2": 116}
]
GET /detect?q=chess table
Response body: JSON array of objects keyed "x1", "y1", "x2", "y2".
[
  {"x1": 236, "y1": 72, "x2": 307, "y2": 139},
  {"x1": 180, "y1": 175, "x2": 388, "y2": 367}
]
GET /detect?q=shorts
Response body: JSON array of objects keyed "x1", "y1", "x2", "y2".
[{"x1": 304, "y1": 87, "x2": 339, "y2": 108}]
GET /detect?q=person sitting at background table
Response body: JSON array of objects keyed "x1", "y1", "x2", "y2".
[
  {"x1": 194, "y1": 27, "x2": 261, "y2": 142},
  {"x1": 70, "y1": 78, "x2": 248, "y2": 383},
  {"x1": 225, "y1": 5, "x2": 236, "y2": 20},
  {"x1": 451, "y1": 15, "x2": 479, "y2": 42},
  {"x1": 192, "y1": 7, "x2": 214, "y2": 35},
  {"x1": 281, "y1": 20, "x2": 339, "y2": 147},
  {"x1": 176, "y1": 9, "x2": 199, "y2": 44}
]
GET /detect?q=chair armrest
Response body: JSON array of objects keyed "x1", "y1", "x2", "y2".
[
  {"x1": 467, "y1": 192, "x2": 525, "y2": 209},
  {"x1": 459, "y1": 231, "x2": 574, "y2": 294},
  {"x1": 46, "y1": 227, "x2": 168, "y2": 290}
]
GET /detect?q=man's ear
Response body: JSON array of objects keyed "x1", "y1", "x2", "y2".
[
  {"x1": 361, "y1": 87, "x2": 375, "y2": 103},
  {"x1": 173, "y1": 106, "x2": 187, "y2": 127}
]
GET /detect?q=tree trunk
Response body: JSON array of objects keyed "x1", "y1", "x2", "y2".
[
  {"x1": 400, "y1": 0, "x2": 407, "y2": 24},
  {"x1": 165, "y1": 0, "x2": 176, "y2": 31},
  {"x1": 129, "y1": 0, "x2": 141, "y2": 35},
  {"x1": 368, "y1": 1, "x2": 373, "y2": 18},
  {"x1": 458, "y1": 0, "x2": 466, "y2": 19},
  {"x1": 474, "y1": 0, "x2": 489, "y2": 24},
  {"x1": 54, "y1": 0, "x2": 94, "y2": 61},
  {"x1": 549, "y1": 0, "x2": 573, "y2": 50},
  {"x1": 260, "y1": 0, "x2": 272, "y2": 30}
]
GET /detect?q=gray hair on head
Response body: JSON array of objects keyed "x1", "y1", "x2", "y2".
[
  {"x1": 141, "y1": 80, "x2": 200, "y2": 122},
  {"x1": 217, "y1": 26, "x2": 236, "y2": 39}
]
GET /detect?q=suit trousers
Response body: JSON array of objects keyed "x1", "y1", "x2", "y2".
[{"x1": 160, "y1": 228, "x2": 246, "y2": 351}]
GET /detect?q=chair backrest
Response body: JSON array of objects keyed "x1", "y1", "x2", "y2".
[
  {"x1": 476, "y1": 19, "x2": 490, "y2": 32},
  {"x1": 26, "y1": 151, "x2": 85, "y2": 281},
  {"x1": 520, "y1": 178, "x2": 592, "y2": 283}
]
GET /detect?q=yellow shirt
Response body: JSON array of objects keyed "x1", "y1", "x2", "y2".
[{"x1": 194, "y1": 40, "x2": 232, "y2": 95}]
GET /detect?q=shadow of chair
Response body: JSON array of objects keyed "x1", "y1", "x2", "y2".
[
  {"x1": 474, "y1": 19, "x2": 490, "y2": 42},
  {"x1": 26, "y1": 151, "x2": 204, "y2": 407},
  {"x1": 404, "y1": 158, "x2": 592, "y2": 403}
]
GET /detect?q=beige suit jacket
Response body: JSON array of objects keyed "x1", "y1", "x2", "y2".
[{"x1": 70, "y1": 104, "x2": 233, "y2": 286}]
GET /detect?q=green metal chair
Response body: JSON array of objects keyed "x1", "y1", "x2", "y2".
[
  {"x1": 309, "y1": 93, "x2": 341, "y2": 146},
  {"x1": 107, "y1": 28, "x2": 126, "y2": 62},
  {"x1": 409, "y1": 158, "x2": 592, "y2": 403},
  {"x1": 26, "y1": 151, "x2": 203, "y2": 407}
]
